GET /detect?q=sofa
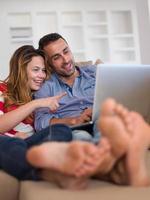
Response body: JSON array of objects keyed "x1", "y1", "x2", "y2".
[
  {"x1": 1, "y1": 60, "x2": 150, "y2": 200},
  {"x1": 1, "y1": 151, "x2": 150, "y2": 200}
]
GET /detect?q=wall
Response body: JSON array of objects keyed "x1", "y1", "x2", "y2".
[{"x1": 0, "y1": 0, "x2": 149, "y2": 80}]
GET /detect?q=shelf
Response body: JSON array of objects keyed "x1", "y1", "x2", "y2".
[
  {"x1": 10, "y1": 27, "x2": 32, "y2": 39},
  {"x1": 62, "y1": 24, "x2": 83, "y2": 27},
  {"x1": 62, "y1": 26, "x2": 84, "y2": 50},
  {"x1": 112, "y1": 37, "x2": 135, "y2": 48},
  {"x1": 11, "y1": 38, "x2": 33, "y2": 43},
  {"x1": 88, "y1": 38, "x2": 110, "y2": 62},
  {"x1": 88, "y1": 25, "x2": 108, "y2": 35},
  {"x1": 8, "y1": 12, "x2": 32, "y2": 27},
  {"x1": 86, "y1": 11, "x2": 107, "y2": 23},
  {"x1": 113, "y1": 51, "x2": 135, "y2": 62},
  {"x1": 88, "y1": 22, "x2": 108, "y2": 26},
  {"x1": 8, "y1": 12, "x2": 33, "y2": 44},
  {"x1": 114, "y1": 48, "x2": 135, "y2": 52},
  {"x1": 89, "y1": 35, "x2": 108, "y2": 39},
  {"x1": 7, "y1": 8, "x2": 138, "y2": 65},
  {"x1": 112, "y1": 34, "x2": 134, "y2": 38},
  {"x1": 110, "y1": 11, "x2": 133, "y2": 34},
  {"x1": 62, "y1": 11, "x2": 82, "y2": 25},
  {"x1": 73, "y1": 49, "x2": 85, "y2": 53},
  {"x1": 36, "y1": 12, "x2": 57, "y2": 39}
]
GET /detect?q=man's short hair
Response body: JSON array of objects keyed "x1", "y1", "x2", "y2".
[{"x1": 38, "y1": 33, "x2": 67, "y2": 50}]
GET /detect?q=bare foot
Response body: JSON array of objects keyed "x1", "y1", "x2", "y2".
[
  {"x1": 75, "y1": 138, "x2": 111, "y2": 177},
  {"x1": 92, "y1": 98, "x2": 130, "y2": 178},
  {"x1": 26, "y1": 141, "x2": 109, "y2": 177},
  {"x1": 40, "y1": 169, "x2": 89, "y2": 190},
  {"x1": 125, "y1": 112, "x2": 150, "y2": 186},
  {"x1": 98, "y1": 98, "x2": 130, "y2": 160}
]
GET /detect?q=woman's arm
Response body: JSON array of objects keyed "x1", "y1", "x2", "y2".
[
  {"x1": 0, "y1": 100, "x2": 38, "y2": 133},
  {"x1": 0, "y1": 93, "x2": 66, "y2": 133}
]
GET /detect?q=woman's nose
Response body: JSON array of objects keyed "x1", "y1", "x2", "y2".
[{"x1": 39, "y1": 71, "x2": 46, "y2": 78}]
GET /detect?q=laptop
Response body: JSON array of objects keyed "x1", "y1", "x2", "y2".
[
  {"x1": 92, "y1": 64, "x2": 150, "y2": 123},
  {"x1": 71, "y1": 64, "x2": 150, "y2": 130}
]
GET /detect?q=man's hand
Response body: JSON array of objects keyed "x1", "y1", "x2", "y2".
[
  {"x1": 81, "y1": 108, "x2": 92, "y2": 119},
  {"x1": 76, "y1": 108, "x2": 92, "y2": 124},
  {"x1": 50, "y1": 107, "x2": 92, "y2": 126}
]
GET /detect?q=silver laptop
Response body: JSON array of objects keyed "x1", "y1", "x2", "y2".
[
  {"x1": 92, "y1": 64, "x2": 150, "y2": 123},
  {"x1": 71, "y1": 63, "x2": 150, "y2": 130}
]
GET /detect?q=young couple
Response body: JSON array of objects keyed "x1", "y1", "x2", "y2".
[{"x1": 0, "y1": 34, "x2": 150, "y2": 189}]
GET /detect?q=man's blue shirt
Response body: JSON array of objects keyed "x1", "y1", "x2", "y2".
[{"x1": 34, "y1": 65, "x2": 96, "y2": 131}]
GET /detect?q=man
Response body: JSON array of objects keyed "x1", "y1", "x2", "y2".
[{"x1": 34, "y1": 33, "x2": 99, "y2": 142}]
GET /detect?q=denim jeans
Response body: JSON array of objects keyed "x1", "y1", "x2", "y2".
[
  {"x1": 0, "y1": 124, "x2": 72, "y2": 180},
  {"x1": 71, "y1": 121, "x2": 101, "y2": 144}
]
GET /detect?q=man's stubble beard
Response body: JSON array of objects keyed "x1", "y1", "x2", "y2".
[{"x1": 52, "y1": 60, "x2": 76, "y2": 78}]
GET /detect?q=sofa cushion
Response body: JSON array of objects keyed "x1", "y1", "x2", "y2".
[
  {"x1": 20, "y1": 151, "x2": 150, "y2": 200},
  {"x1": 19, "y1": 179, "x2": 150, "y2": 200},
  {"x1": 0, "y1": 171, "x2": 19, "y2": 200}
]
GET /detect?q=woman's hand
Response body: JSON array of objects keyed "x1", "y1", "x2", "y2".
[
  {"x1": 35, "y1": 92, "x2": 67, "y2": 112},
  {"x1": 14, "y1": 132, "x2": 30, "y2": 139}
]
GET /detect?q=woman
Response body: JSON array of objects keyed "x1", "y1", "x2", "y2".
[
  {"x1": 0, "y1": 45, "x2": 103, "y2": 188},
  {"x1": 0, "y1": 45, "x2": 71, "y2": 180},
  {"x1": 0, "y1": 45, "x2": 71, "y2": 141}
]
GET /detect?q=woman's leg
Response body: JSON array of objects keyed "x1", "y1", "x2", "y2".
[
  {"x1": 25, "y1": 124, "x2": 72, "y2": 147},
  {"x1": 0, "y1": 135, "x2": 38, "y2": 180},
  {"x1": 0, "y1": 124, "x2": 72, "y2": 179},
  {"x1": 0, "y1": 135, "x2": 86, "y2": 189}
]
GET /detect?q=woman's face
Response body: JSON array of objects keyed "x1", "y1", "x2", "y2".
[{"x1": 26, "y1": 56, "x2": 46, "y2": 91}]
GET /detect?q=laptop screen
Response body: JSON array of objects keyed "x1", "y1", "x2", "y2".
[{"x1": 92, "y1": 64, "x2": 150, "y2": 123}]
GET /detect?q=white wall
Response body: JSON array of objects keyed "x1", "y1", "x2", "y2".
[{"x1": 0, "y1": 0, "x2": 150, "y2": 80}]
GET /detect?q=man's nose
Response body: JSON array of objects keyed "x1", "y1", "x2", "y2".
[{"x1": 62, "y1": 55, "x2": 68, "y2": 63}]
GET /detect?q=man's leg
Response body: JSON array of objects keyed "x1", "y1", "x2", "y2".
[
  {"x1": 105, "y1": 109, "x2": 150, "y2": 186},
  {"x1": 72, "y1": 130, "x2": 93, "y2": 142},
  {"x1": 92, "y1": 98, "x2": 130, "y2": 177},
  {"x1": 93, "y1": 99, "x2": 150, "y2": 187},
  {"x1": 124, "y1": 112, "x2": 150, "y2": 186}
]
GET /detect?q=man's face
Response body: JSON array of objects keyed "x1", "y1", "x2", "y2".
[{"x1": 43, "y1": 38, "x2": 76, "y2": 78}]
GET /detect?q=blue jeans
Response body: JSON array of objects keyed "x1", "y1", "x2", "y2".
[
  {"x1": 0, "y1": 124, "x2": 72, "y2": 180},
  {"x1": 71, "y1": 121, "x2": 101, "y2": 144}
]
